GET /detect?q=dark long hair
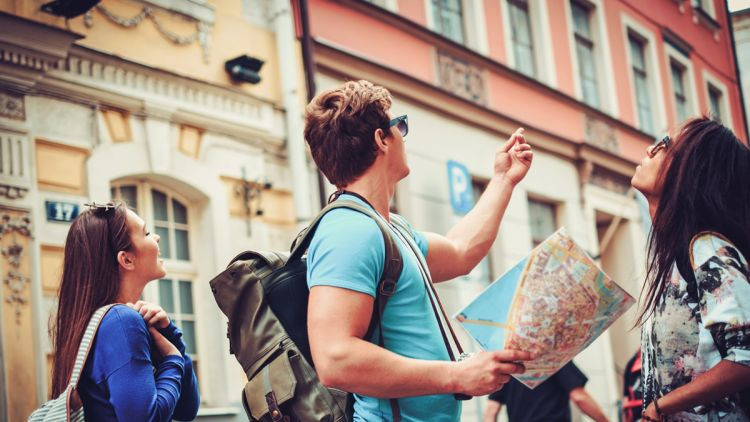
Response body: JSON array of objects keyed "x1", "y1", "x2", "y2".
[
  {"x1": 50, "y1": 203, "x2": 132, "y2": 397},
  {"x1": 635, "y1": 117, "x2": 750, "y2": 326}
]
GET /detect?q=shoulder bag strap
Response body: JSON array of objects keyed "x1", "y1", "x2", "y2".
[
  {"x1": 69, "y1": 304, "x2": 117, "y2": 388},
  {"x1": 389, "y1": 215, "x2": 465, "y2": 358}
]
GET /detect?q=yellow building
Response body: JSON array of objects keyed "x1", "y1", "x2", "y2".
[{"x1": 0, "y1": 1, "x2": 311, "y2": 420}]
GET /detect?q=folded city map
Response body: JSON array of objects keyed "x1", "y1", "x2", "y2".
[{"x1": 454, "y1": 228, "x2": 635, "y2": 389}]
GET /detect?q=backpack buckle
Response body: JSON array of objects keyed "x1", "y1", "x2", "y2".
[{"x1": 379, "y1": 277, "x2": 397, "y2": 296}]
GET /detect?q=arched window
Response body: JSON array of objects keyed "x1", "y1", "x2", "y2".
[{"x1": 111, "y1": 182, "x2": 200, "y2": 378}]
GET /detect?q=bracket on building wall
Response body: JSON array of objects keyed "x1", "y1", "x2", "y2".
[
  {"x1": 0, "y1": 212, "x2": 32, "y2": 325},
  {"x1": 235, "y1": 167, "x2": 272, "y2": 237}
]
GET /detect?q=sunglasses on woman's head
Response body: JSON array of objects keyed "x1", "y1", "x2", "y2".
[
  {"x1": 84, "y1": 202, "x2": 119, "y2": 215},
  {"x1": 647, "y1": 135, "x2": 671, "y2": 158},
  {"x1": 388, "y1": 115, "x2": 408, "y2": 138}
]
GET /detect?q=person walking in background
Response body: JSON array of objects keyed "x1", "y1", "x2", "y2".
[
  {"x1": 48, "y1": 202, "x2": 199, "y2": 421},
  {"x1": 631, "y1": 117, "x2": 750, "y2": 421},
  {"x1": 483, "y1": 361, "x2": 610, "y2": 422}
]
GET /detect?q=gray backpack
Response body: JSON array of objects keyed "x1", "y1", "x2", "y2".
[
  {"x1": 209, "y1": 200, "x2": 406, "y2": 421},
  {"x1": 28, "y1": 304, "x2": 115, "y2": 422}
]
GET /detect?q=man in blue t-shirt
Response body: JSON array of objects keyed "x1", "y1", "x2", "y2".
[{"x1": 303, "y1": 80, "x2": 535, "y2": 421}]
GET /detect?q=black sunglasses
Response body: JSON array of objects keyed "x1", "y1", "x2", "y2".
[
  {"x1": 647, "y1": 135, "x2": 671, "y2": 158},
  {"x1": 388, "y1": 115, "x2": 408, "y2": 138}
]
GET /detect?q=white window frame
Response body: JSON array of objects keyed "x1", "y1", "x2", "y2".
[
  {"x1": 703, "y1": 70, "x2": 735, "y2": 131},
  {"x1": 564, "y1": 0, "x2": 619, "y2": 115},
  {"x1": 526, "y1": 194, "x2": 563, "y2": 247},
  {"x1": 111, "y1": 181, "x2": 203, "y2": 392},
  {"x1": 500, "y1": 0, "x2": 557, "y2": 86},
  {"x1": 425, "y1": 0, "x2": 489, "y2": 54},
  {"x1": 663, "y1": 42, "x2": 699, "y2": 125},
  {"x1": 692, "y1": 0, "x2": 717, "y2": 19},
  {"x1": 621, "y1": 15, "x2": 667, "y2": 135},
  {"x1": 364, "y1": 0, "x2": 398, "y2": 12}
]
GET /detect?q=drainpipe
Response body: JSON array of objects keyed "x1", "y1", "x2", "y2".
[
  {"x1": 727, "y1": 2, "x2": 750, "y2": 142},
  {"x1": 272, "y1": 0, "x2": 314, "y2": 224},
  {"x1": 297, "y1": 0, "x2": 329, "y2": 209}
]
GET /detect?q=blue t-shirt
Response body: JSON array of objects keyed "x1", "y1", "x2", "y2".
[
  {"x1": 78, "y1": 304, "x2": 200, "y2": 421},
  {"x1": 307, "y1": 194, "x2": 460, "y2": 422}
]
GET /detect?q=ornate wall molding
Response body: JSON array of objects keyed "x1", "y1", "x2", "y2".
[
  {"x1": 0, "y1": 131, "x2": 29, "y2": 200},
  {"x1": 589, "y1": 166, "x2": 631, "y2": 195},
  {"x1": 43, "y1": 46, "x2": 279, "y2": 142},
  {"x1": 0, "y1": 211, "x2": 31, "y2": 324},
  {"x1": 584, "y1": 115, "x2": 620, "y2": 154},
  {"x1": 0, "y1": 91, "x2": 24, "y2": 120},
  {"x1": 436, "y1": 50, "x2": 487, "y2": 106},
  {"x1": 84, "y1": 2, "x2": 213, "y2": 63}
]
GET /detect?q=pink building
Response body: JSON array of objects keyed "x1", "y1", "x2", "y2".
[{"x1": 297, "y1": 0, "x2": 746, "y2": 419}]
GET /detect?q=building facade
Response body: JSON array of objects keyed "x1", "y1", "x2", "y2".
[
  {"x1": 301, "y1": 0, "x2": 746, "y2": 420},
  {"x1": 0, "y1": 0, "x2": 312, "y2": 420}
]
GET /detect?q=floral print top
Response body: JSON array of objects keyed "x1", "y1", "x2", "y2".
[{"x1": 642, "y1": 232, "x2": 750, "y2": 421}]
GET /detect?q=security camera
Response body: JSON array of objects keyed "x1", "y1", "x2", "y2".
[{"x1": 224, "y1": 55, "x2": 265, "y2": 84}]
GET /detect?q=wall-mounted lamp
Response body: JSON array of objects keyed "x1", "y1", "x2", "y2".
[
  {"x1": 224, "y1": 55, "x2": 265, "y2": 84},
  {"x1": 236, "y1": 166, "x2": 272, "y2": 236},
  {"x1": 40, "y1": 0, "x2": 100, "y2": 18}
]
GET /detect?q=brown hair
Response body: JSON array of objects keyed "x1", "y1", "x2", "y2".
[
  {"x1": 50, "y1": 202, "x2": 132, "y2": 397},
  {"x1": 304, "y1": 80, "x2": 393, "y2": 187},
  {"x1": 635, "y1": 117, "x2": 750, "y2": 326}
]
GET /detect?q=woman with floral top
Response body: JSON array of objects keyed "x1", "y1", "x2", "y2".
[{"x1": 631, "y1": 117, "x2": 750, "y2": 421}]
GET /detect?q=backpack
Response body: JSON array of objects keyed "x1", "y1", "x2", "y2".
[
  {"x1": 209, "y1": 200, "x2": 406, "y2": 422},
  {"x1": 28, "y1": 304, "x2": 115, "y2": 422}
]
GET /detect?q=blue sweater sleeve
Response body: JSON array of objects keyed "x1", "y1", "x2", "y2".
[
  {"x1": 158, "y1": 322, "x2": 200, "y2": 421},
  {"x1": 100, "y1": 306, "x2": 186, "y2": 422}
]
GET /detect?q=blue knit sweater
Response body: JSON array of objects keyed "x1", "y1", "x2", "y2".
[{"x1": 78, "y1": 305, "x2": 200, "y2": 421}]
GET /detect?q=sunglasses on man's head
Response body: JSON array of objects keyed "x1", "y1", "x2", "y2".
[
  {"x1": 389, "y1": 115, "x2": 408, "y2": 138},
  {"x1": 647, "y1": 135, "x2": 671, "y2": 158}
]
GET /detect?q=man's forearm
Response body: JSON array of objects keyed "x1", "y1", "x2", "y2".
[
  {"x1": 445, "y1": 176, "x2": 514, "y2": 274},
  {"x1": 570, "y1": 388, "x2": 609, "y2": 422},
  {"x1": 317, "y1": 336, "x2": 456, "y2": 398}
]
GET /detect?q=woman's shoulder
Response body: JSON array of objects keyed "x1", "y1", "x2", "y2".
[
  {"x1": 100, "y1": 304, "x2": 148, "y2": 330},
  {"x1": 96, "y1": 305, "x2": 150, "y2": 355},
  {"x1": 690, "y1": 231, "x2": 748, "y2": 270}
]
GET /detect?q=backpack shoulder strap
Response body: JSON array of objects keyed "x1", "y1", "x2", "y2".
[
  {"x1": 295, "y1": 200, "x2": 404, "y2": 422},
  {"x1": 69, "y1": 304, "x2": 117, "y2": 388},
  {"x1": 289, "y1": 201, "x2": 402, "y2": 292}
]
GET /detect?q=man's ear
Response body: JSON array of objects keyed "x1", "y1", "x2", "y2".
[
  {"x1": 117, "y1": 250, "x2": 135, "y2": 271},
  {"x1": 375, "y1": 127, "x2": 391, "y2": 151}
]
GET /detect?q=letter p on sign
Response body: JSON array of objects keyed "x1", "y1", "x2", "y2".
[{"x1": 447, "y1": 160, "x2": 474, "y2": 215}]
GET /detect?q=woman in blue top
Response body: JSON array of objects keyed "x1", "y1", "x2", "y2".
[{"x1": 49, "y1": 202, "x2": 200, "y2": 421}]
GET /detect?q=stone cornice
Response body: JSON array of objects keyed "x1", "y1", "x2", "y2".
[
  {"x1": 36, "y1": 45, "x2": 285, "y2": 148},
  {"x1": 0, "y1": 12, "x2": 82, "y2": 90}
]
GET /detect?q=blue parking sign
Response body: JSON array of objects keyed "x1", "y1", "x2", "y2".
[{"x1": 447, "y1": 160, "x2": 474, "y2": 215}]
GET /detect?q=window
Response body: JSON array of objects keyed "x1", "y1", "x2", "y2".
[
  {"x1": 670, "y1": 61, "x2": 689, "y2": 123},
  {"x1": 629, "y1": 34, "x2": 653, "y2": 134},
  {"x1": 508, "y1": 0, "x2": 535, "y2": 77},
  {"x1": 708, "y1": 84, "x2": 723, "y2": 122},
  {"x1": 158, "y1": 278, "x2": 197, "y2": 355},
  {"x1": 111, "y1": 183, "x2": 199, "y2": 379},
  {"x1": 432, "y1": 0, "x2": 465, "y2": 44},
  {"x1": 572, "y1": 1, "x2": 599, "y2": 108},
  {"x1": 462, "y1": 180, "x2": 493, "y2": 283},
  {"x1": 528, "y1": 198, "x2": 557, "y2": 247}
]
